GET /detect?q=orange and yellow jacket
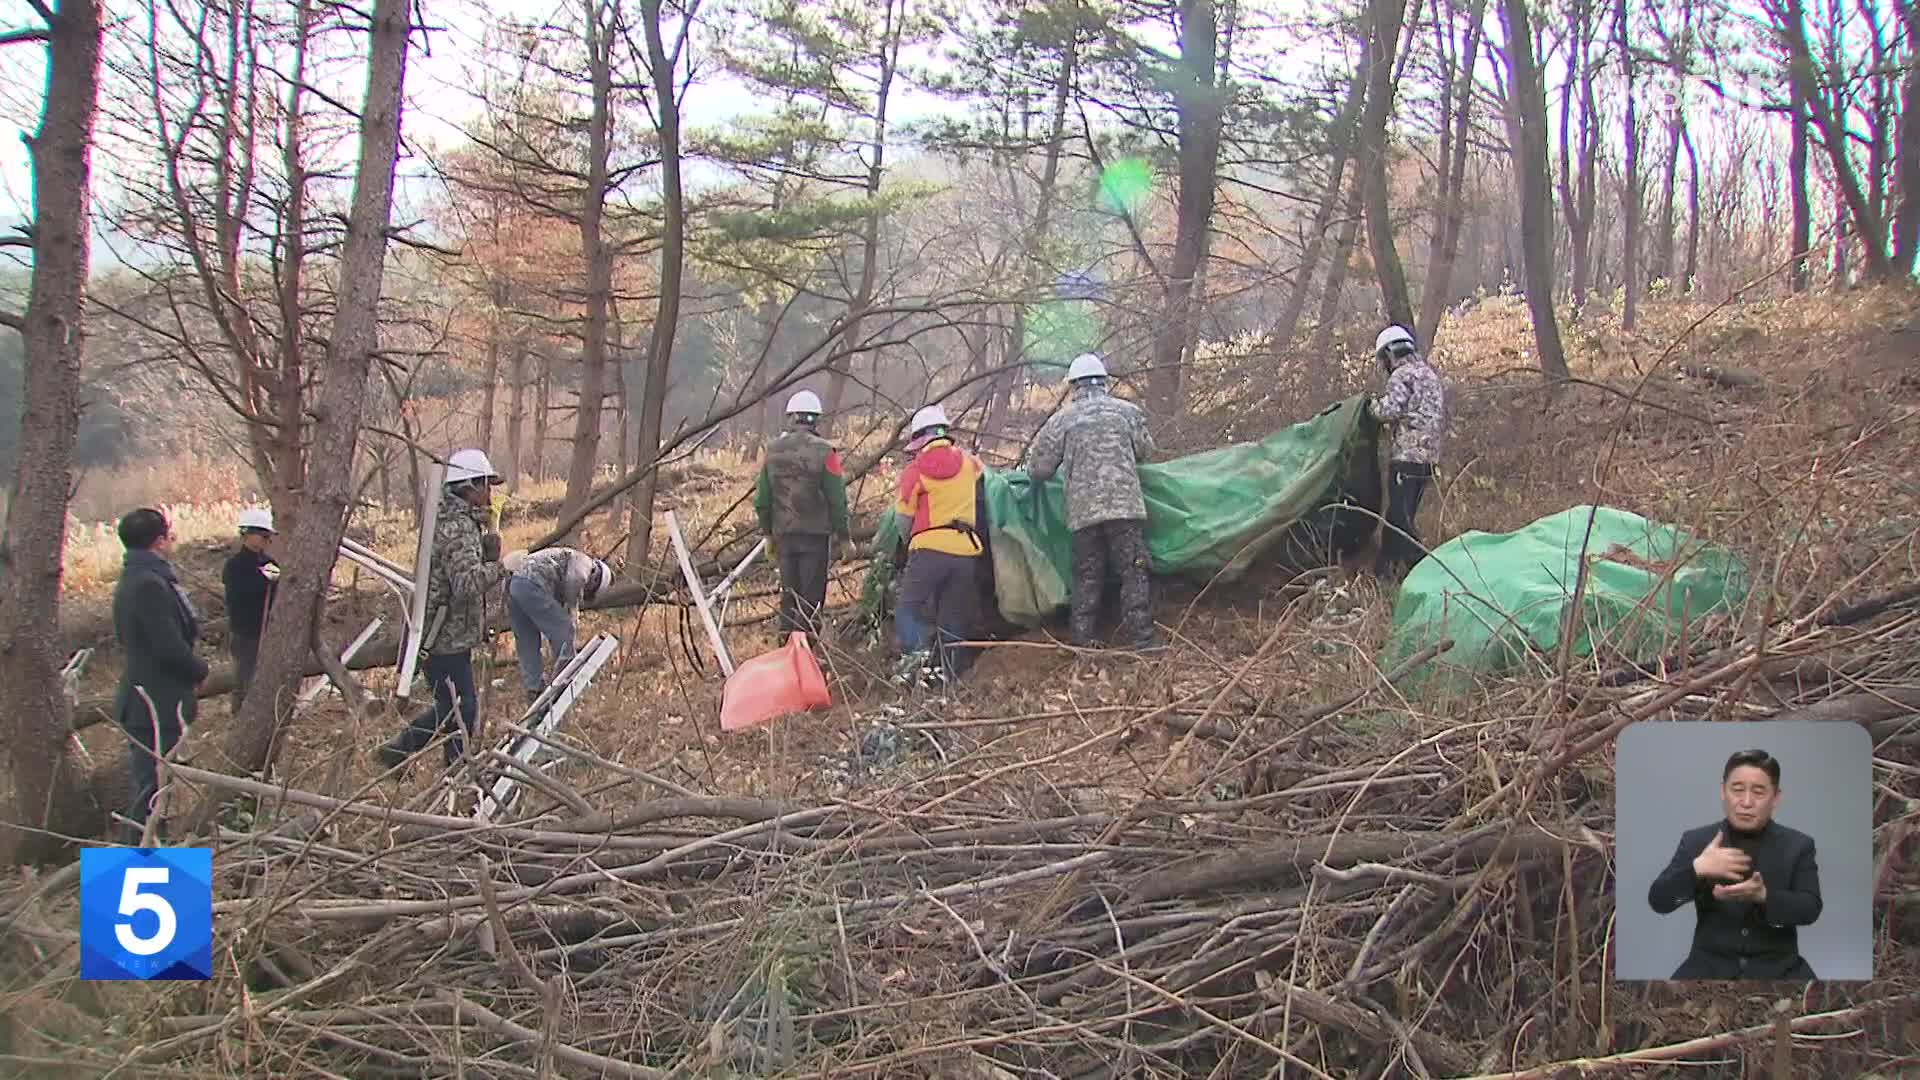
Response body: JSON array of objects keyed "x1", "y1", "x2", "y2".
[{"x1": 892, "y1": 437, "x2": 985, "y2": 558}]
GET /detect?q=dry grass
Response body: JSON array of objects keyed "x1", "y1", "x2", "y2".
[{"x1": 8, "y1": 288, "x2": 1920, "y2": 1078}]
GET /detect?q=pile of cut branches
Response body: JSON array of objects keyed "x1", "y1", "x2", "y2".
[{"x1": 3, "y1": 583, "x2": 1917, "y2": 1080}]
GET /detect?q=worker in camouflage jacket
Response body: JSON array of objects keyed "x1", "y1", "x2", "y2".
[
  {"x1": 380, "y1": 449, "x2": 509, "y2": 770},
  {"x1": 502, "y1": 546, "x2": 610, "y2": 705},
  {"x1": 1024, "y1": 353, "x2": 1164, "y2": 651},
  {"x1": 754, "y1": 390, "x2": 852, "y2": 638},
  {"x1": 1368, "y1": 325, "x2": 1449, "y2": 578}
]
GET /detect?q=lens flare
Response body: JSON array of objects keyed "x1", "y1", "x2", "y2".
[{"x1": 1098, "y1": 158, "x2": 1153, "y2": 216}]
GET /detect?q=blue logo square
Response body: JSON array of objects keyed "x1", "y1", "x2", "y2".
[{"x1": 79, "y1": 847, "x2": 213, "y2": 981}]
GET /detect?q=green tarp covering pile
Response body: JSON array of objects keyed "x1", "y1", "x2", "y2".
[
  {"x1": 1379, "y1": 505, "x2": 1750, "y2": 695},
  {"x1": 859, "y1": 396, "x2": 1381, "y2": 629}
]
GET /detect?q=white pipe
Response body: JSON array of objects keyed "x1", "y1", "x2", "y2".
[
  {"x1": 474, "y1": 633, "x2": 619, "y2": 823},
  {"x1": 339, "y1": 536, "x2": 412, "y2": 580},
  {"x1": 296, "y1": 617, "x2": 384, "y2": 709},
  {"x1": 339, "y1": 547, "x2": 415, "y2": 595},
  {"x1": 666, "y1": 510, "x2": 734, "y2": 677},
  {"x1": 708, "y1": 538, "x2": 767, "y2": 605},
  {"x1": 396, "y1": 462, "x2": 445, "y2": 701}
]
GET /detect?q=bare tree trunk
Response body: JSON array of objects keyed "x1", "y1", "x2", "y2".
[
  {"x1": 0, "y1": 0, "x2": 105, "y2": 866},
  {"x1": 1682, "y1": 117, "x2": 1702, "y2": 290},
  {"x1": 217, "y1": 0, "x2": 412, "y2": 781},
  {"x1": 612, "y1": 299, "x2": 630, "y2": 503},
  {"x1": 270, "y1": 0, "x2": 314, "y2": 534},
  {"x1": 1311, "y1": 181, "x2": 1365, "y2": 357},
  {"x1": 1616, "y1": 0, "x2": 1642, "y2": 328},
  {"x1": 1786, "y1": 0, "x2": 1814, "y2": 290},
  {"x1": 1358, "y1": 0, "x2": 1416, "y2": 331},
  {"x1": 1418, "y1": 0, "x2": 1486, "y2": 346},
  {"x1": 989, "y1": 29, "x2": 1079, "y2": 435},
  {"x1": 479, "y1": 286, "x2": 504, "y2": 447},
  {"x1": 1895, "y1": 0, "x2": 1920, "y2": 274},
  {"x1": 1777, "y1": 0, "x2": 1893, "y2": 281},
  {"x1": 821, "y1": 0, "x2": 902, "y2": 426},
  {"x1": 1653, "y1": 96, "x2": 1684, "y2": 284},
  {"x1": 1278, "y1": 56, "x2": 1367, "y2": 350},
  {"x1": 626, "y1": 0, "x2": 687, "y2": 573},
  {"x1": 1833, "y1": 195, "x2": 1851, "y2": 286},
  {"x1": 533, "y1": 351, "x2": 552, "y2": 483},
  {"x1": 561, "y1": 0, "x2": 616, "y2": 530},
  {"x1": 1501, "y1": 0, "x2": 1572, "y2": 379},
  {"x1": 1148, "y1": 0, "x2": 1223, "y2": 413},
  {"x1": 506, "y1": 334, "x2": 527, "y2": 483}
]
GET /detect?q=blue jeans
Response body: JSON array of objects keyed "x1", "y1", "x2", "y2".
[{"x1": 508, "y1": 574, "x2": 575, "y2": 697}]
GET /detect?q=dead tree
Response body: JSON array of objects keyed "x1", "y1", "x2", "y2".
[
  {"x1": 1499, "y1": 0, "x2": 1571, "y2": 379},
  {"x1": 623, "y1": 0, "x2": 693, "y2": 571},
  {"x1": 215, "y1": 0, "x2": 414, "y2": 781},
  {"x1": 1358, "y1": 0, "x2": 1416, "y2": 332},
  {"x1": 0, "y1": 0, "x2": 106, "y2": 866}
]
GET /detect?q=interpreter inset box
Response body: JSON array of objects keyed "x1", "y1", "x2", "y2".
[{"x1": 1613, "y1": 721, "x2": 1872, "y2": 981}]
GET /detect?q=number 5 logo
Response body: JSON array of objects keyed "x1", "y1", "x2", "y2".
[
  {"x1": 114, "y1": 867, "x2": 177, "y2": 956},
  {"x1": 80, "y1": 848, "x2": 212, "y2": 981}
]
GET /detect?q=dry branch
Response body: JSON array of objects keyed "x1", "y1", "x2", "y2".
[{"x1": 1455, "y1": 993, "x2": 1917, "y2": 1079}]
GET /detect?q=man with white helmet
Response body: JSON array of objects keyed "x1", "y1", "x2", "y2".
[
  {"x1": 222, "y1": 507, "x2": 281, "y2": 711},
  {"x1": 380, "y1": 448, "x2": 509, "y2": 769},
  {"x1": 1024, "y1": 353, "x2": 1162, "y2": 650},
  {"x1": 502, "y1": 547, "x2": 611, "y2": 705},
  {"x1": 1368, "y1": 326, "x2": 1449, "y2": 578},
  {"x1": 753, "y1": 389, "x2": 851, "y2": 637},
  {"x1": 890, "y1": 402, "x2": 987, "y2": 685}
]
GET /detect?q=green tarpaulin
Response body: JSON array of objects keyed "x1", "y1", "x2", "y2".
[
  {"x1": 859, "y1": 395, "x2": 1381, "y2": 629},
  {"x1": 1379, "y1": 505, "x2": 1750, "y2": 694}
]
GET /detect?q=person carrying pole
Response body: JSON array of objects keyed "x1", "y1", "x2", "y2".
[
  {"x1": 502, "y1": 546, "x2": 610, "y2": 706},
  {"x1": 890, "y1": 403, "x2": 987, "y2": 687},
  {"x1": 1367, "y1": 325, "x2": 1450, "y2": 579},
  {"x1": 378, "y1": 449, "x2": 509, "y2": 770},
  {"x1": 754, "y1": 390, "x2": 852, "y2": 638},
  {"x1": 1024, "y1": 353, "x2": 1163, "y2": 651},
  {"x1": 222, "y1": 507, "x2": 280, "y2": 711}
]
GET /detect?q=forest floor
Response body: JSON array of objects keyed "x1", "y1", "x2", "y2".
[{"x1": 10, "y1": 288, "x2": 1920, "y2": 1078}]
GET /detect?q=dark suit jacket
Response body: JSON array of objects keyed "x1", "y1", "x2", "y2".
[
  {"x1": 1647, "y1": 818, "x2": 1822, "y2": 979},
  {"x1": 112, "y1": 549, "x2": 210, "y2": 738}
]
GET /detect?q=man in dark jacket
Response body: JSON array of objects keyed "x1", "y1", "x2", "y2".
[
  {"x1": 1024, "y1": 353, "x2": 1162, "y2": 651},
  {"x1": 1647, "y1": 748, "x2": 1823, "y2": 979},
  {"x1": 754, "y1": 389, "x2": 852, "y2": 638},
  {"x1": 112, "y1": 507, "x2": 209, "y2": 842},
  {"x1": 222, "y1": 507, "x2": 280, "y2": 711},
  {"x1": 380, "y1": 449, "x2": 510, "y2": 770}
]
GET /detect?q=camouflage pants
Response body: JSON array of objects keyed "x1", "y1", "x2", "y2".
[{"x1": 1069, "y1": 519, "x2": 1153, "y2": 647}]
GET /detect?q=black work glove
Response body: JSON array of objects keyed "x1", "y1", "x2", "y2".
[{"x1": 481, "y1": 532, "x2": 503, "y2": 563}]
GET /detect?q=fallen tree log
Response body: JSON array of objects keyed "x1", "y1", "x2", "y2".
[
  {"x1": 1123, "y1": 825, "x2": 1579, "y2": 905},
  {"x1": 1768, "y1": 687, "x2": 1920, "y2": 740}
]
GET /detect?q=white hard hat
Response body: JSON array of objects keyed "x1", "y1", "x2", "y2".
[
  {"x1": 445, "y1": 448, "x2": 503, "y2": 486},
  {"x1": 236, "y1": 508, "x2": 275, "y2": 533},
  {"x1": 586, "y1": 559, "x2": 611, "y2": 600},
  {"x1": 1375, "y1": 325, "x2": 1416, "y2": 354},
  {"x1": 909, "y1": 404, "x2": 951, "y2": 436},
  {"x1": 785, "y1": 389, "x2": 823, "y2": 415},
  {"x1": 1066, "y1": 353, "x2": 1108, "y2": 383}
]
